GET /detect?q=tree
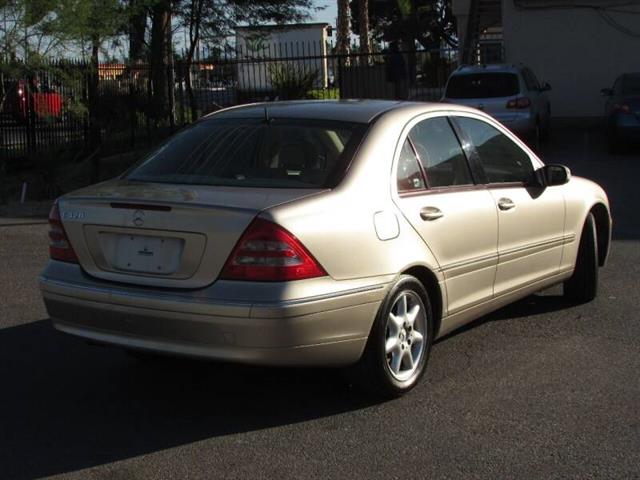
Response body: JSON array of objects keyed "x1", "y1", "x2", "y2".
[
  {"x1": 175, "y1": 0, "x2": 315, "y2": 120},
  {"x1": 0, "y1": 0, "x2": 65, "y2": 60},
  {"x1": 150, "y1": 0, "x2": 172, "y2": 121},
  {"x1": 357, "y1": 0, "x2": 370, "y2": 56},
  {"x1": 128, "y1": 0, "x2": 147, "y2": 63},
  {"x1": 336, "y1": 0, "x2": 350, "y2": 57},
  {"x1": 350, "y1": 0, "x2": 457, "y2": 50}
]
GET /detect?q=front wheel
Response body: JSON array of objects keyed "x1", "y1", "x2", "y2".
[
  {"x1": 354, "y1": 275, "x2": 433, "y2": 398},
  {"x1": 564, "y1": 213, "x2": 598, "y2": 303}
]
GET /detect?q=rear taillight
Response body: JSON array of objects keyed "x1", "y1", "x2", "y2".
[
  {"x1": 48, "y1": 201, "x2": 78, "y2": 263},
  {"x1": 220, "y1": 218, "x2": 327, "y2": 282},
  {"x1": 613, "y1": 104, "x2": 631, "y2": 114},
  {"x1": 506, "y1": 97, "x2": 531, "y2": 109}
]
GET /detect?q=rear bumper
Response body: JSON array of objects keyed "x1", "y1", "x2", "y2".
[
  {"x1": 612, "y1": 115, "x2": 640, "y2": 141},
  {"x1": 40, "y1": 262, "x2": 390, "y2": 366}
]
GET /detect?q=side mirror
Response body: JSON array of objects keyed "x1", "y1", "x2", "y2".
[
  {"x1": 539, "y1": 82, "x2": 551, "y2": 92},
  {"x1": 537, "y1": 164, "x2": 571, "y2": 187},
  {"x1": 601, "y1": 88, "x2": 613, "y2": 96}
]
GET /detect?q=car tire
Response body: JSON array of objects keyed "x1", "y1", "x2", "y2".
[
  {"x1": 353, "y1": 275, "x2": 433, "y2": 398},
  {"x1": 123, "y1": 347, "x2": 163, "y2": 362},
  {"x1": 564, "y1": 213, "x2": 598, "y2": 304},
  {"x1": 541, "y1": 117, "x2": 551, "y2": 141},
  {"x1": 529, "y1": 122, "x2": 542, "y2": 151},
  {"x1": 607, "y1": 128, "x2": 624, "y2": 154}
]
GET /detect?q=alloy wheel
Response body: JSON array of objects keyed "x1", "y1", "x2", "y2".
[{"x1": 384, "y1": 291, "x2": 427, "y2": 382}]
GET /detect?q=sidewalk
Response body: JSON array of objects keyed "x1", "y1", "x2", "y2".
[{"x1": 0, "y1": 201, "x2": 51, "y2": 226}]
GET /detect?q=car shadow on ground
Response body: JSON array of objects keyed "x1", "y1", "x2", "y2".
[
  {"x1": 435, "y1": 291, "x2": 574, "y2": 344},
  {"x1": 3, "y1": 288, "x2": 575, "y2": 479},
  {"x1": 1, "y1": 319, "x2": 387, "y2": 479}
]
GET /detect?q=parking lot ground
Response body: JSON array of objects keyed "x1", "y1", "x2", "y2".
[{"x1": 1, "y1": 128, "x2": 639, "y2": 480}]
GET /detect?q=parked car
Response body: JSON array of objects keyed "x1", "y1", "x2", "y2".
[
  {"x1": 2, "y1": 78, "x2": 63, "y2": 122},
  {"x1": 39, "y1": 100, "x2": 611, "y2": 397},
  {"x1": 601, "y1": 72, "x2": 640, "y2": 152},
  {"x1": 441, "y1": 64, "x2": 552, "y2": 148}
]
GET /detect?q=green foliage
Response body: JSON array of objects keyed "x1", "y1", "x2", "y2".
[
  {"x1": 306, "y1": 87, "x2": 340, "y2": 100},
  {"x1": 268, "y1": 63, "x2": 318, "y2": 100},
  {"x1": 350, "y1": 0, "x2": 457, "y2": 49}
]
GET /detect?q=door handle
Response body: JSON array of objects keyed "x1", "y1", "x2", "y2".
[
  {"x1": 420, "y1": 206, "x2": 444, "y2": 221},
  {"x1": 498, "y1": 198, "x2": 516, "y2": 211}
]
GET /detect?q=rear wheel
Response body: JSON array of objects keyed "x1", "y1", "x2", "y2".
[
  {"x1": 123, "y1": 348, "x2": 164, "y2": 362},
  {"x1": 354, "y1": 275, "x2": 433, "y2": 397},
  {"x1": 608, "y1": 127, "x2": 624, "y2": 154},
  {"x1": 564, "y1": 213, "x2": 598, "y2": 303},
  {"x1": 528, "y1": 121, "x2": 542, "y2": 151},
  {"x1": 541, "y1": 115, "x2": 551, "y2": 141}
]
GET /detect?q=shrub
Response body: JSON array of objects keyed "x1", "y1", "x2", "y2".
[{"x1": 268, "y1": 63, "x2": 318, "y2": 100}]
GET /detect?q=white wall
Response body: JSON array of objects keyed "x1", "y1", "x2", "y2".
[
  {"x1": 503, "y1": 1, "x2": 640, "y2": 117},
  {"x1": 236, "y1": 25, "x2": 329, "y2": 92}
]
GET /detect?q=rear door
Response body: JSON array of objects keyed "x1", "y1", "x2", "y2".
[
  {"x1": 392, "y1": 114, "x2": 498, "y2": 315},
  {"x1": 453, "y1": 114, "x2": 565, "y2": 296}
]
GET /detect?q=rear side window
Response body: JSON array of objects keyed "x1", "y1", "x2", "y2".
[
  {"x1": 446, "y1": 73, "x2": 520, "y2": 99},
  {"x1": 409, "y1": 117, "x2": 473, "y2": 188},
  {"x1": 396, "y1": 139, "x2": 425, "y2": 192},
  {"x1": 456, "y1": 117, "x2": 534, "y2": 184},
  {"x1": 127, "y1": 118, "x2": 363, "y2": 188}
]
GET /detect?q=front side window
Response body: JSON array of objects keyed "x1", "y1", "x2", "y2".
[
  {"x1": 456, "y1": 117, "x2": 534, "y2": 184},
  {"x1": 127, "y1": 118, "x2": 363, "y2": 188},
  {"x1": 409, "y1": 117, "x2": 473, "y2": 188},
  {"x1": 396, "y1": 139, "x2": 425, "y2": 192},
  {"x1": 622, "y1": 74, "x2": 640, "y2": 95}
]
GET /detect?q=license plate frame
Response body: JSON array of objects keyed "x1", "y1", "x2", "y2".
[{"x1": 103, "y1": 233, "x2": 184, "y2": 275}]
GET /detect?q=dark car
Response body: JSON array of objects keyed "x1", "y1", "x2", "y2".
[{"x1": 601, "y1": 73, "x2": 640, "y2": 152}]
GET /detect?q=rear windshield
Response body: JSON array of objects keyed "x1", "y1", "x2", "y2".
[
  {"x1": 446, "y1": 73, "x2": 520, "y2": 99},
  {"x1": 622, "y1": 75, "x2": 640, "y2": 95},
  {"x1": 127, "y1": 118, "x2": 365, "y2": 188}
]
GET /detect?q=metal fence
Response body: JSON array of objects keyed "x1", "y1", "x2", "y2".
[{"x1": 0, "y1": 44, "x2": 460, "y2": 166}]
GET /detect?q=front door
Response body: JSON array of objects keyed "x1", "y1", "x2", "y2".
[{"x1": 454, "y1": 115, "x2": 565, "y2": 296}]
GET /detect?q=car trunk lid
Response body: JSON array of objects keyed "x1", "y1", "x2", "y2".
[{"x1": 58, "y1": 179, "x2": 325, "y2": 289}]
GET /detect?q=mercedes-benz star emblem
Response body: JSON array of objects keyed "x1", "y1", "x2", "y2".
[{"x1": 132, "y1": 210, "x2": 145, "y2": 227}]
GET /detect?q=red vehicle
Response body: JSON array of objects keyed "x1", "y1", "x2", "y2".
[{"x1": 2, "y1": 78, "x2": 63, "y2": 122}]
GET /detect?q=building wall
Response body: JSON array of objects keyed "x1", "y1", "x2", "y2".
[
  {"x1": 235, "y1": 24, "x2": 329, "y2": 92},
  {"x1": 503, "y1": 1, "x2": 640, "y2": 118}
]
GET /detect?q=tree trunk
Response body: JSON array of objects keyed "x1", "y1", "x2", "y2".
[
  {"x1": 185, "y1": 0, "x2": 204, "y2": 122},
  {"x1": 150, "y1": 0, "x2": 171, "y2": 122},
  {"x1": 336, "y1": 0, "x2": 350, "y2": 60},
  {"x1": 129, "y1": 0, "x2": 147, "y2": 63},
  {"x1": 89, "y1": 36, "x2": 101, "y2": 182},
  {"x1": 358, "y1": 0, "x2": 371, "y2": 59}
]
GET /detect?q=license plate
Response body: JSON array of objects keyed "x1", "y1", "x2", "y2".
[{"x1": 101, "y1": 233, "x2": 184, "y2": 274}]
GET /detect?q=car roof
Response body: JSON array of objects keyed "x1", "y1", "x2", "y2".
[
  {"x1": 206, "y1": 99, "x2": 485, "y2": 126},
  {"x1": 208, "y1": 99, "x2": 431, "y2": 124},
  {"x1": 453, "y1": 64, "x2": 524, "y2": 75}
]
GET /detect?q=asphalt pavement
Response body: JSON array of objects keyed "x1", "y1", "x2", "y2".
[{"x1": 0, "y1": 128, "x2": 638, "y2": 479}]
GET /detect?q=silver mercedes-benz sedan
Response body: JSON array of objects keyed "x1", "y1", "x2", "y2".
[{"x1": 40, "y1": 100, "x2": 611, "y2": 397}]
